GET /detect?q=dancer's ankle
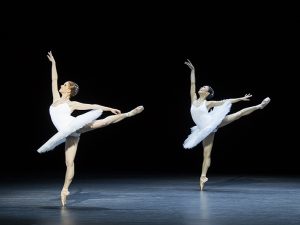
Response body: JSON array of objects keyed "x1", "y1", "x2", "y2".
[
  {"x1": 200, "y1": 176, "x2": 208, "y2": 181},
  {"x1": 61, "y1": 188, "x2": 69, "y2": 194}
]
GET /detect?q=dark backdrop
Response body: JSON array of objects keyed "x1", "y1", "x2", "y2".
[{"x1": 1, "y1": 8, "x2": 298, "y2": 178}]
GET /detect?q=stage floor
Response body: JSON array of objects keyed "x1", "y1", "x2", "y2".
[{"x1": 0, "y1": 175, "x2": 299, "y2": 225}]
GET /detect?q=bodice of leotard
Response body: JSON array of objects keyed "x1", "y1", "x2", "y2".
[
  {"x1": 190, "y1": 101, "x2": 212, "y2": 129},
  {"x1": 49, "y1": 103, "x2": 75, "y2": 131}
]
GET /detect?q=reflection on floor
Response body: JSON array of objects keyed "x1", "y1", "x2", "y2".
[{"x1": 0, "y1": 175, "x2": 299, "y2": 225}]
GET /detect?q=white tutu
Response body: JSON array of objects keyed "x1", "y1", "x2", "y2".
[
  {"x1": 37, "y1": 103, "x2": 102, "y2": 153},
  {"x1": 183, "y1": 100, "x2": 231, "y2": 149}
]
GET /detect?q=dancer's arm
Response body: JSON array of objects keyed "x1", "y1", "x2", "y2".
[
  {"x1": 70, "y1": 101, "x2": 121, "y2": 114},
  {"x1": 47, "y1": 51, "x2": 60, "y2": 103},
  {"x1": 184, "y1": 59, "x2": 197, "y2": 103},
  {"x1": 207, "y1": 94, "x2": 252, "y2": 108}
]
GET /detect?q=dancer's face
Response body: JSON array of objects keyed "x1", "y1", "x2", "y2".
[
  {"x1": 198, "y1": 86, "x2": 209, "y2": 95},
  {"x1": 59, "y1": 82, "x2": 71, "y2": 94}
]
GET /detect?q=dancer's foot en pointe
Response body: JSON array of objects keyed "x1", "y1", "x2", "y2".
[
  {"x1": 126, "y1": 106, "x2": 144, "y2": 117},
  {"x1": 61, "y1": 189, "x2": 70, "y2": 207},
  {"x1": 200, "y1": 176, "x2": 208, "y2": 191},
  {"x1": 259, "y1": 97, "x2": 271, "y2": 109}
]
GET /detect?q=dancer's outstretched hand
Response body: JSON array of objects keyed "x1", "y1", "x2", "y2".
[
  {"x1": 184, "y1": 59, "x2": 194, "y2": 70},
  {"x1": 110, "y1": 108, "x2": 121, "y2": 114},
  {"x1": 47, "y1": 51, "x2": 55, "y2": 63},
  {"x1": 241, "y1": 94, "x2": 252, "y2": 101}
]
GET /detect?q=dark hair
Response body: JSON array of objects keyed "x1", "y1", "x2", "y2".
[
  {"x1": 68, "y1": 81, "x2": 79, "y2": 97},
  {"x1": 206, "y1": 86, "x2": 214, "y2": 100}
]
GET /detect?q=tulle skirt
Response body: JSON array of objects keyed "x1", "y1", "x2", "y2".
[
  {"x1": 183, "y1": 101, "x2": 231, "y2": 149},
  {"x1": 37, "y1": 109, "x2": 102, "y2": 153}
]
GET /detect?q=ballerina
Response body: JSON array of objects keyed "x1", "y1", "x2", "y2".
[
  {"x1": 183, "y1": 59, "x2": 270, "y2": 191},
  {"x1": 37, "y1": 51, "x2": 144, "y2": 206}
]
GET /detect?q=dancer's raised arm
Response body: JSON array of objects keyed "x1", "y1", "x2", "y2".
[
  {"x1": 185, "y1": 59, "x2": 197, "y2": 103},
  {"x1": 47, "y1": 51, "x2": 60, "y2": 103}
]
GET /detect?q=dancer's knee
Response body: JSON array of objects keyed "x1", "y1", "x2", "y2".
[
  {"x1": 234, "y1": 111, "x2": 243, "y2": 120},
  {"x1": 91, "y1": 120, "x2": 109, "y2": 128},
  {"x1": 203, "y1": 151, "x2": 211, "y2": 158},
  {"x1": 65, "y1": 160, "x2": 74, "y2": 168}
]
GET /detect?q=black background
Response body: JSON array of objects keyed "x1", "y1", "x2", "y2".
[{"x1": 1, "y1": 6, "x2": 298, "y2": 179}]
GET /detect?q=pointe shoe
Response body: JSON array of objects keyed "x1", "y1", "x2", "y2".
[
  {"x1": 260, "y1": 97, "x2": 271, "y2": 109},
  {"x1": 200, "y1": 176, "x2": 208, "y2": 191},
  {"x1": 126, "y1": 106, "x2": 144, "y2": 117},
  {"x1": 61, "y1": 189, "x2": 70, "y2": 207}
]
